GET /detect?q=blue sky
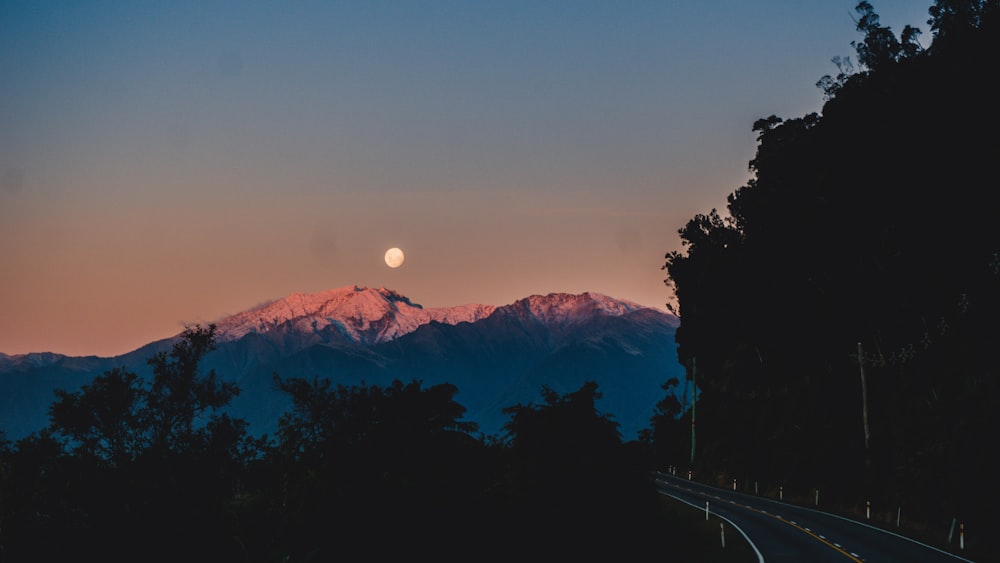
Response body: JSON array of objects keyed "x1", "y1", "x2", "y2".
[{"x1": 1, "y1": 1, "x2": 934, "y2": 356}]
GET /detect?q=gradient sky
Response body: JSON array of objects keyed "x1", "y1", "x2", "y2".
[{"x1": 1, "y1": 1, "x2": 933, "y2": 357}]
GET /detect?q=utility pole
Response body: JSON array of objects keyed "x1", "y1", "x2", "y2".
[
  {"x1": 690, "y1": 357, "x2": 697, "y2": 466},
  {"x1": 858, "y1": 342, "x2": 870, "y2": 454}
]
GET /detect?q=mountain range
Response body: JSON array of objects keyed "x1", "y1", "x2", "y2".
[{"x1": 0, "y1": 285, "x2": 683, "y2": 441}]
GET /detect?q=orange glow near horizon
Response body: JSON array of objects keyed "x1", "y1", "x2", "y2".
[{"x1": 0, "y1": 1, "x2": 931, "y2": 357}]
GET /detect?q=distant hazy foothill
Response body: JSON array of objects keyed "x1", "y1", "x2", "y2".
[{"x1": 0, "y1": 285, "x2": 682, "y2": 442}]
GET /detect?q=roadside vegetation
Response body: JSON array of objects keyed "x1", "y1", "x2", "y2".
[{"x1": 655, "y1": 1, "x2": 997, "y2": 561}]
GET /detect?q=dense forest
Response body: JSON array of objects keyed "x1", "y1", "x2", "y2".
[
  {"x1": 2, "y1": 1, "x2": 997, "y2": 561},
  {"x1": 0, "y1": 324, "x2": 698, "y2": 562},
  {"x1": 656, "y1": 0, "x2": 999, "y2": 557}
]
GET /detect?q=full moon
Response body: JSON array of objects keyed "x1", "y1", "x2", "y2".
[{"x1": 384, "y1": 247, "x2": 405, "y2": 268}]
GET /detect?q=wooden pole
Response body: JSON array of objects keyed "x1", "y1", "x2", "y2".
[
  {"x1": 690, "y1": 357, "x2": 697, "y2": 466},
  {"x1": 858, "y1": 342, "x2": 870, "y2": 452}
]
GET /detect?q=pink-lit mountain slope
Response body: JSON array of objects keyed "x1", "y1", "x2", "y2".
[
  {"x1": 0, "y1": 287, "x2": 683, "y2": 441},
  {"x1": 215, "y1": 285, "x2": 497, "y2": 345}
]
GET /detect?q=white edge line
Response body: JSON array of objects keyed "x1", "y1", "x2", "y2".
[
  {"x1": 659, "y1": 490, "x2": 766, "y2": 563},
  {"x1": 734, "y1": 490, "x2": 975, "y2": 562},
  {"x1": 794, "y1": 507, "x2": 978, "y2": 563},
  {"x1": 656, "y1": 472, "x2": 976, "y2": 563}
]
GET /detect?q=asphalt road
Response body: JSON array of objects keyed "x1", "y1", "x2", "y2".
[{"x1": 655, "y1": 471, "x2": 977, "y2": 563}]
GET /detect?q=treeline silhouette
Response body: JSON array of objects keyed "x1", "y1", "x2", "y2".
[
  {"x1": 0, "y1": 325, "x2": 696, "y2": 562},
  {"x1": 659, "y1": 0, "x2": 998, "y2": 558}
]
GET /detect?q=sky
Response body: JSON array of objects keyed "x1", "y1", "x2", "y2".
[{"x1": 1, "y1": 1, "x2": 934, "y2": 357}]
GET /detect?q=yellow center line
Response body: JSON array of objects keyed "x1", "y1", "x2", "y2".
[
  {"x1": 772, "y1": 513, "x2": 864, "y2": 562},
  {"x1": 658, "y1": 478, "x2": 865, "y2": 562}
]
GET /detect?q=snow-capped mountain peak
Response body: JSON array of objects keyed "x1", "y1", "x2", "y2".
[
  {"x1": 510, "y1": 291, "x2": 646, "y2": 326},
  {"x1": 211, "y1": 286, "x2": 657, "y2": 347},
  {"x1": 0, "y1": 286, "x2": 680, "y2": 442},
  {"x1": 214, "y1": 285, "x2": 496, "y2": 345}
]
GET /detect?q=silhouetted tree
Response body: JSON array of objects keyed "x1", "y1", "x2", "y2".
[
  {"x1": 642, "y1": 377, "x2": 688, "y2": 469},
  {"x1": 1, "y1": 324, "x2": 260, "y2": 563},
  {"x1": 852, "y1": 1, "x2": 910, "y2": 69},
  {"x1": 928, "y1": 0, "x2": 998, "y2": 45},
  {"x1": 499, "y1": 381, "x2": 667, "y2": 559},
  {"x1": 0, "y1": 430, "x2": 10, "y2": 559},
  {"x1": 48, "y1": 367, "x2": 145, "y2": 467},
  {"x1": 259, "y1": 375, "x2": 499, "y2": 560},
  {"x1": 144, "y1": 324, "x2": 239, "y2": 454},
  {"x1": 661, "y1": 1, "x2": 999, "y2": 557}
]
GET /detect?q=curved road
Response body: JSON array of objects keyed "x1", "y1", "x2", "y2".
[{"x1": 655, "y1": 471, "x2": 976, "y2": 563}]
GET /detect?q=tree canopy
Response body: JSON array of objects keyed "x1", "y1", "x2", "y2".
[
  {"x1": 661, "y1": 0, "x2": 998, "y2": 554},
  {"x1": 0, "y1": 336, "x2": 692, "y2": 562}
]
